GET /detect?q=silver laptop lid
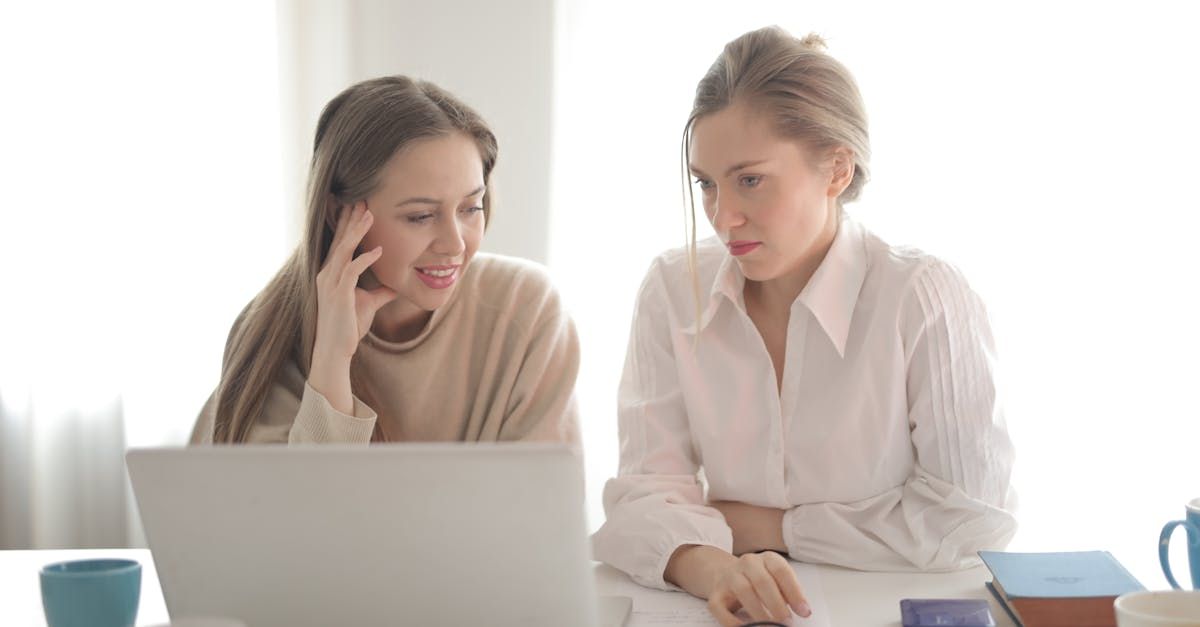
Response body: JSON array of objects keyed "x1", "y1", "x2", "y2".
[{"x1": 127, "y1": 444, "x2": 598, "y2": 627}]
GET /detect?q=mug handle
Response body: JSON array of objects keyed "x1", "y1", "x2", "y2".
[{"x1": 1159, "y1": 519, "x2": 1200, "y2": 590}]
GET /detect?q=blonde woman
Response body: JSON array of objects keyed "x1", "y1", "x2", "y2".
[
  {"x1": 191, "y1": 76, "x2": 579, "y2": 446},
  {"x1": 594, "y1": 27, "x2": 1016, "y2": 626}
]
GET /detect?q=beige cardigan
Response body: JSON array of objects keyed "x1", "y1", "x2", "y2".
[{"x1": 190, "y1": 253, "x2": 580, "y2": 446}]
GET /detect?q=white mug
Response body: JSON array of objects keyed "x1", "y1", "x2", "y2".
[{"x1": 1114, "y1": 590, "x2": 1200, "y2": 626}]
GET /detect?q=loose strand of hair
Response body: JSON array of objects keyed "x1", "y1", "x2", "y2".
[
  {"x1": 681, "y1": 120, "x2": 703, "y2": 349},
  {"x1": 213, "y1": 257, "x2": 305, "y2": 443}
]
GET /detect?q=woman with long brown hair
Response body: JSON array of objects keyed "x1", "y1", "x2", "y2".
[
  {"x1": 190, "y1": 76, "x2": 579, "y2": 446},
  {"x1": 594, "y1": 27, "x2": 1016, "y2": 626}
]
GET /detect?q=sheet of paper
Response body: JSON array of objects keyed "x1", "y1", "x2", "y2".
[{"x1": 602, "y1": 562, "x2": 831, "y2": 627}]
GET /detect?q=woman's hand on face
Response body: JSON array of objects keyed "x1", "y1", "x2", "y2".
[
  {"x1": 313, "y1": 202, "x2": 398, "y2": 364},
  {"x1": 706, "y1": 551, "x2": 811, "y2": 627}
]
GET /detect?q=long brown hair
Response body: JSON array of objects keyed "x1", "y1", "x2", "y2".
[
  {"x1": 212, "y1": 76, "x2": 498, "y2": 442},
  {"x1": 680, "y1": 26, "x2": 871, "y2": 327}
]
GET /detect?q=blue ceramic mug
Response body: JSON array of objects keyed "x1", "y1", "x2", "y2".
[
  {"x1": 1160, "y1": 497, "x2": 1200, "y2": 590},
  {"x1": 40, "y1": 558, "x2": 141, "y2": 627}
]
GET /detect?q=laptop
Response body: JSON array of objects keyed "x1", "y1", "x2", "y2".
[{"x1": 126, "y1": 444, "x2": 630, "y2": 627}]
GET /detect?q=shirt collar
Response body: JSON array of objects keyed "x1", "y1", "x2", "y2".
[
  {"x1": 796, "y1": 218, "x2": 868, "y2": 357},
  {"x1": 683, "y1": 249, "x2": 744, "y2": 337},
  {"x1": 684, "y1": 218, "x2": 869, "y2": 358}
]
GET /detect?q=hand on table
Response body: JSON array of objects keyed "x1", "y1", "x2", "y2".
[
  {"x1": 708, "y1": 550, "x2": 812, "y2": 626},
  {"x1": 667, "y1": 545, "x2": 813, "y2": 627}
]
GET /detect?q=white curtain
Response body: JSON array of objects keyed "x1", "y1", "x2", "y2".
[
  {"x1": 552, "y1": 0, "x2": 1200, "y2": 588},
  {"x1": 0, "y1": 388, "x2": 125, "y2": 548},
  {"x1": 0, "y1": 1, "x2": 285, "y2": 549}
]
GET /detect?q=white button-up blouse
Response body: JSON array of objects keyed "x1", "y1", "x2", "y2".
[{"x1": 592, "y1": 218, "x2": 1017, "y2": 590}]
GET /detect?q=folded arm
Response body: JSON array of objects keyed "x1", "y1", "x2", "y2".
[{"x1": 780, "y1": 260, "x2": 1017, "y2": 570}]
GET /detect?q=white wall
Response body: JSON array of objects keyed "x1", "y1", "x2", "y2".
[{"x1": 276, "y1": 0, "x2": 556, "y2": 263}]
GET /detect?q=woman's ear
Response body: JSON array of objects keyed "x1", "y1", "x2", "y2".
[{"x1": 825, "y1": 147, "x2": 855, "y2": 199}]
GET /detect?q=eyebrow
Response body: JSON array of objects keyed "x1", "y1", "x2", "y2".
[
  {"x1": 688, "y1": 159, "x2": 769, "y2": 178},
  {"x1": 395, "y1": 185, "x2": 486, "y2": 208}
]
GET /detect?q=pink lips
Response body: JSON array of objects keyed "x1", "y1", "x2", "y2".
[
  {"x1": 414, "y1": 265, "x2": 459, "y2": 289},
  {"x1": 727, "y1": 240, "x2": 762, "y2": 257}
]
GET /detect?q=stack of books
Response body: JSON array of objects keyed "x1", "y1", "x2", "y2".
[{"x1": 978, "y1": 550, "x2": 1145, "y2": 627}]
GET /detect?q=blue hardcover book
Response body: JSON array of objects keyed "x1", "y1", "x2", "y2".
[
  {"x1": 900, "y1": 598, "x2": 996, "y2": 626},
  {"x1": 977, "y1": 550, "x2": 1144, "y2": 627}
]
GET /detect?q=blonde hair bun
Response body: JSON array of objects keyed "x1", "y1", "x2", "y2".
[{"x1": 798, "y1": 32, "x2": 827, "y2": 52}]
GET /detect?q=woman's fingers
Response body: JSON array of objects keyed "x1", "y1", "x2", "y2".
[
  {"x1": 362, "y1": 285, "x2": 398, "y2": 317},
  {"x1": 325, "y1": 204, "x2": 354, "y2": 265},
  {"x1": 704, "y1": 553, "x2": 807, "y2": 627},
  {"x1": 744, "y1": 560, "x2": 792, "y2": 622},
  {"x1": 319, "y1": 204, "x2": 354, "y2": 283},
  {"x1": 728, "y1": 571, "x2": 774, "y2": 624},
  {"x1": 328, "y1": 202, "x2": 373, "y2": 273},
  {"x1": 334, "y1": 202, "x2": 353, "y2": 242},
  {"x1": 764, "y1": 553, "x2": 811, "y2": 617},
  {"x1": 707, "y1": 591, "x2": 744, "y2": 627},
  {"x1": 347, "y1": 247, "x2": 398, "y2": 321},
  {"x1": 344, "y1": 245, "x2": 383, "y2": 281}
]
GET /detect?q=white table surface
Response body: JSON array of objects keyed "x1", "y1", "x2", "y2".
[{"x1": 2, "y1": 548, "x2": 1015, "y2": 626}]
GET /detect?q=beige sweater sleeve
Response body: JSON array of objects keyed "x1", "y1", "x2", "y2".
[
  {"x1": 190, "y1": 362, "x2": 378, "y2": 445},
  {"x1": 496, "y1": 279, "x2": 582, "y2": 449},
  {"x1": 189, "y1": 311, "x2": 378, "y2": 445}
]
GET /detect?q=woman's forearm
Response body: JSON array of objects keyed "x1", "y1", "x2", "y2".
[
  {"x1": 307, "y1": 353, "x2": 354, "y2": 415},
  {"x1": 709, "y1": 501, "x2": 787, "y2": 555},
  {"x1": 664, "y1": 544, "x2": 737, "y2": 598}
]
